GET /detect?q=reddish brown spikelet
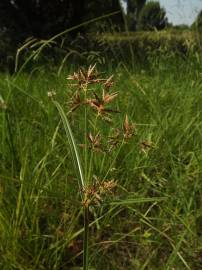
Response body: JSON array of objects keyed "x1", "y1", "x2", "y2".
[
  {"x1": 140, "y1": 140, "x2": 154, "y2": 153},
  {"x1": 86, "y1": 90, "x2": 119, "y2": 122},
  {"x1": 87, "y1": 132, "x2": 102, "y2": 152},
  {"x1": 87, "y1": 64, "x2": 96, "y2": 79},
  {"x1": 102, "y1": 89, "x2": 118, "y2": 104},
  {"x1": 99, "y1": 180, "x2": 117, "y2": 194},
  {"x1": 123, "y1": 114, "x2": 135, "y2": 139},
  {"x1": 104, "y1": 75, "x2": 114, "y2": 90}
]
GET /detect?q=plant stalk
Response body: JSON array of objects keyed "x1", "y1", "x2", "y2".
[{"x1": 83, "y1": 205, "x2": 89, "y2": 270}]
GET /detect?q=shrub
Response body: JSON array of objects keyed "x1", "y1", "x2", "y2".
[{"x1": 93, "y1": 30, "x2": 198, "y2": 65}]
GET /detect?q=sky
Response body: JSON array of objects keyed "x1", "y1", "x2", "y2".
[
  {"x1": 159, "y1": 0, "x2": 202, "y2": 26},
  {"x1": 121, "y1": 0, "x2": 202, "y2": 26}
]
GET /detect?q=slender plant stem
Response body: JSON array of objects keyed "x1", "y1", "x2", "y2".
[
  {"x1": 103, "y1": 140, "x2": 124, "y2": 181},
  {"x1": 87, "y1": 115, "x2": 98, "y2": 183},
  {"x1": 83, "y1": 206, "x2": 89, "y2": 270},
  {"x1": 84, "y1": 95, "x2": 88, "y2": 186},
  {"x1": 84, "y1": 85, "x2": 89, "y2": 270}
]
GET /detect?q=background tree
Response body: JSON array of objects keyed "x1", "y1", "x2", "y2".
[
  {"x1": 0, "y1": 0, "x2": 76, "y2": 41},
  {"x1": 193, "y1": 10, "x2": 202, "y2": 45},
  {"x1": 138, "y1": 1, "x2": 167, "y2": 31},
  {"x1": 124, "y1": 0, "x2": 146, "y2": 31},
  {"x1": 192, "y1": 10, "x2": 202, "y2": 31},
  {"x1": 81, "y1": 0, "x2": 124, "y2": 33},
  {"x1": 0, "y1": 0, "x2": 123, "y2": 43},
  {"x1": 0, "y1": 0, "x2": 123, "y2": 71}
]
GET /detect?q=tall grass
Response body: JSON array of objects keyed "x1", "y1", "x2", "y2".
[{"x1": 0, "y1": 54, "x2": 202, "y2": 269}]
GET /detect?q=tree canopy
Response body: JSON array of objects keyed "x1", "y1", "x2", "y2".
[
  {"x1": 0, "y1": 0, "x2": 123, "y2": 42},
  {"x1": 193, "y1": 10, "x2": 202, "y2": 45},
  {"x1": 138, "y1": 1, "x2": 167, "y2": 31},
  {"x1": 124, "y1": 0, "x2": 147, "y2": 30},
  {"x1": 193, "y1": 10, "x2": 202, "y2": 30}
]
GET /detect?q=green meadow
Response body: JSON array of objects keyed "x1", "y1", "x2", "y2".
[{"x1": 0, "y1": 51, "x2": 202, "y2": 269}]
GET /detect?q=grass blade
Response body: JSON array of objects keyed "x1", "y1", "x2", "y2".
[{"x1": 53, "y1": 100, "x2": 85, "y2": 192}]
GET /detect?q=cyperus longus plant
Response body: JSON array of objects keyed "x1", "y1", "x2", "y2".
[{"x1": 51, "y1": 64, "x2": 135, "y2": 270}]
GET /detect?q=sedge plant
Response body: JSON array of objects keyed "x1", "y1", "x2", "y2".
[{"x1": 51, "y1": 64, "x2": 135, "y2": 270}]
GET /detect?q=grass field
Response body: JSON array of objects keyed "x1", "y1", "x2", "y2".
[{"x1": 0, "y1": 54, "x2": 202, "y2": 269}]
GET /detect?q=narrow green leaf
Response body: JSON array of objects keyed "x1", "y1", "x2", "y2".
[
  {"x1": 108, "y1": 197, "x2": 167, "y2": 206},
  {"x1": 53, "y1": 100, "x2": 85, "y2": 192}
]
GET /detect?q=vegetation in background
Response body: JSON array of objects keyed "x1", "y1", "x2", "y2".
[
  {"x1": 192, "y1": 10, "x2": 202, "y2": 30},
  {"x1": 0, "y1": 0, "x2": 123, "y2": 71},
  {"x1": 0, "y1": 0, "x2": 123, "y2": 41},
  {"x1": 192, "y1": 10, "x2": 202, "y2": 45},
  {"x1": 124, "y1": 0, "x2": 147, "y2": 31},
  {"x1": 0, "y1": 1, "x2": 201, "y2": 72},
  {"x1": 94, "y1": 30, "x2": 199, "y2": 68},
  {"x1": 138, "y1": 1, "x2": 167, "y2": 30}
]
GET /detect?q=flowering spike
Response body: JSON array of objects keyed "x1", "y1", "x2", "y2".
[{"x1": 87, "y1": 64, "x2": 96, "y2": 79}]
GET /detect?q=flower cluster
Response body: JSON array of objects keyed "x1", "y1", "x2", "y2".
[
  {"x1": 66, "y1": 65, "x2": 136, "y2": 205},
  {"x1": 82, "y1": 177, "x2": 117, "y2": 207},
  {"x1": 67, "y1": 64, "x2": 118, "y2": 122}
]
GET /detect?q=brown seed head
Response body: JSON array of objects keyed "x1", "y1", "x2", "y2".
[{"x1": 123, "y1": 114, "x2": 136, "y2": 139}]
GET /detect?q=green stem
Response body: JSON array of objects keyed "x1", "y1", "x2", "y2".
[
  {"x1": 84, "y1": 91, "x2": 89, "y2": 187},
  {"x1": 83, "y1": 206, "x2": 89, "y2": 270},
  {"x1": 103, "y1": 139, "x2": 125, "y2": 181},
  {"x1": 87, "y1": 115, "x2": 99, "y2": 183}
]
